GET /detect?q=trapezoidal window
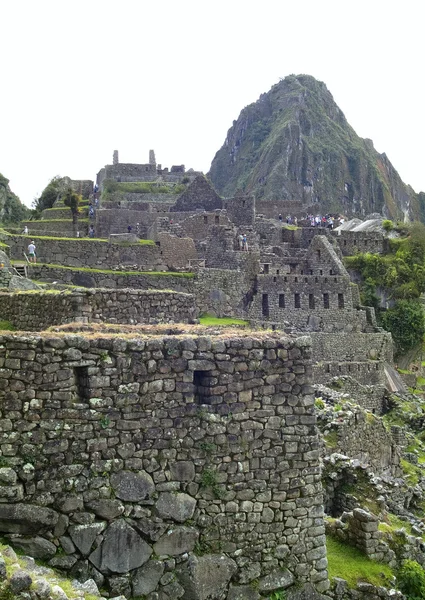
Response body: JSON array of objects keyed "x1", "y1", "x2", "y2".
[
  {"x1": 279, "y1": 294, "x2": 285, "y2": 308},
  {"x1": 323, "y1": 293, "x2": 330, "y2": 309},
  {"x1": 203, "y1": 215, "x2": 208, "y2": 224},
  {"x1": 294, "y1": 293, "x2": 301, "y2": 308},
  {"x1": 309, "y1": 294, "x2": 315, "y2": 309},
  {"x1": 215, "y1": 215, "x2": 220, "y2": 224},
  {"x1": 74, "y1": 366, "x2": 91, "y2": 402},
  {"x1": 262, "y1": 293, "x2": 269, "y2": 317},
  {"x1": 242, "y1": 200, "x2": 246, "y2": 207},
  {"x1": 193, "y1": 370, "x2": 215, "y2": 405},
  {"x1": 263, "y1": 264, "x2": 269, "y2": 274},
  {"x1": 338, "y1": 293, "x2": 344, "y2": 309}
]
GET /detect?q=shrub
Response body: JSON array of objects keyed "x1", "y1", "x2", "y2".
[
  {"x1": 382, "y1": 219, "x2": 394, "y2": 231},
  {"x1": 380, "y1": 300, "x2": 425, "y2": 355},
  {"x1": 398, "y1": 559, "x2": 425, "y2": 599}
]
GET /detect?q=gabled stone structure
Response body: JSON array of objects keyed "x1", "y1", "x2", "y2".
[{"x1": 171, "y1": 175, "x2": 223, "y2": 212}]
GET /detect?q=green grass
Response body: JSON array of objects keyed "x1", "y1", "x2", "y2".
[
  {"x1": 199, "y1": 314, "x2": 249, "y2": 326},
  {"x1": 22, "y1": 262, "x2": 194, "y2": 277},
  {"x1": 400, "y1": 458, "x2": 422, "y2": 485},
  {"x1": 9, "y1": 233, "x2": 155, "y2": 244},
  {"x1": 324, "y1": 430, "x2": 338, "y2": 448},
  {"x1": 0, "y1": 321, "x2": 15, "y2": 331},
  {"x1": 282, "y1": 224, "x2": 300, "y2": 230},
  {"x1": 326, "y1": 536, "x2": 394, "y2": 588},
  {"x1": 23, "y1": 219, "x2": 88, "y2": 223},
  {"x1": 103, "y1": 180, "x2": 186, "y2": 195}
]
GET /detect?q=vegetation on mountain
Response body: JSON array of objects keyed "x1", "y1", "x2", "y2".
[
  {"x1": 32, "y1": 176, "x2": 64, "y2": 214},
  {"x1": 345, "y1": 222, "x2": 425, "y2": 354},
  {"x1": 209, "y1": 74, "x2": 425, "y2": 220},
  {"x1": 0, "y1": 173, "x2": 30, "y2": 225}
]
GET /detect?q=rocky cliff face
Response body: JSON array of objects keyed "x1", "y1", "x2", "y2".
[
  {"x1": 209, "y1": 75, "x2": 424, "y2": 220},
  {"x1": 0, "y1": 173, "x2": 29, "y2": 224}
]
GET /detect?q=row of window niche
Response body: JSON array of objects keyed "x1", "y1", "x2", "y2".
[
  {"x1": 263, "y1": 293, "x2": 344, "y2": 314},
  {"x1": 324, "y1": 362, "x2": 380, "y2": 373},
  {"x1": 270, "y1": 274, "x2": 339, "y2": 282},
  {"x1": 342, "y1": 239, "x2": 380, "y2": 247},
  {"x1": 203, "y1": 215, "x2": 220, "y2": 224}
]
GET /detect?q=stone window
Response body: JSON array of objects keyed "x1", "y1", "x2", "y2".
[
  {"x1": 294, "y1": 293, "x2": 301, "y2": 308},
  {"x1": 279, "y1": 294, "x2": 285, "y2": 308},
  {"x1": 74, "y1": 366, "x2": 91, "y2": 402},
  {"x1": 294, "y1": 277, "x2": 298, "y2": 282},
  {"x1": 276, "y1": 269, "x2": 280, "y2": 275},
  {"x1": 316, "y1": 250, "x2": 321, "y2": 259},
  {"x1": 273, "y1": 276, "x2": 276, "y2": 282},
  {"x1": 204, "y1": 215, "x2": 208, "y2": 224},
  {"x1": 263, "y1": 264, "x2": 269, "y2": 274},
  {"x1": 329, "y1": 269, "x2": 333, "y2": 275},
  {"x1": 323, "y1": 293, "x2": 330, "y2": 309},
  {"x1": 319, "y1": 270, "x2": 323, "y2": 275},
  {"x1": 338, "y1": 293, "x2": 344, "y2": 309},
  {"x1": 262, "y1": 294, "x2": 269, "y2": 317},
  {"x1": 354, "y1": 239, "x2": 357, "y2": 245},
  {"x1": 309, "y1": 294, "x2": 315, "y2": 309},
  {"x1": 242, "y1": 200, "x2": 246, "y2": 207},
  {"x1": 193, "y1": 370, "x2": 215, "y2": 405},
  {"x1": 344, "y1": 240, "x2": 347, "y2": 246},
  {"x1": 215, "y1": 215, "x2": 220, "y2": 224}
]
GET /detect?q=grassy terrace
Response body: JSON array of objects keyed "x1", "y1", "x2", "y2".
[
  {"x1": 327, "y1": 536, "x2": 394, "y2": 588},
  {"x1": 199, "y1": 314, "x2": 249, "y2": 326},
  {"x1": 19, "y1": 262, "x2": 195, "y2": 278},
  {"x1": 24, "y1": 218, "x2": 89, "y2": 223},
  {"x1": 8, "y1": 233, "x2": 155, "y2": 244}
]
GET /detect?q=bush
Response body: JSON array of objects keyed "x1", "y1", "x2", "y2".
[
  {"x1": 398, "y1": 559, "x2": 425, "y2": 599},
  {"x1": 382, "y1": 219, "x2": 394, "y2": 231},
  {"x1": 380, "y1": 300, "x2": 425, "y2": 355}
]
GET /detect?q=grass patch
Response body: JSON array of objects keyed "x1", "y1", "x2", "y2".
[
  {"x1": 282, "y1": 224, "x2": 300, "y2": 230},
  {"x1": 199, "y1": 314, "x2": 249, "y2": 327},
  {"x1": 103, "y1": 180, "x2": 186, "y2": 195},
  {"x1": 324, "y1": 430, "x2": 338, "y2": 448},
  {"x1": 400, "y1": 458, "x2": 422, "y2": 485},
  {"x1": 9, "y1": 233, "x2": 155, "y2": 244},
  {"x1": 0, "y1": 321, "x2": 15, "y2": 331},
  {"x1": 326, "y1": 536, "x2": 394, "y2": 588},
  {"x1": 23, "y1": 219, "x2": 88, "y2": 224},
  {"x1": 23, "y1": 263, "x2": 195, "y2": 277}
]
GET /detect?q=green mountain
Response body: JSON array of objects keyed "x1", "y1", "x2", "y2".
[
  {"x1": 0, "y1": 173, "x2": 30, "y2": 224},
  {"x1": 209, "y1": 74, "x2": 425, "y2": 220}
]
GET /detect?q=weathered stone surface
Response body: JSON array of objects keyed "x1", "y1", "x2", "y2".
[
  {"x1": 0, "y1": 504, "x2": 58, "y2": 534},
  {"x1": 86, "y1": 499, "x2": 125, "y2": 520},
  {"x1": 177, "y1": 553, "x2": 237, "y2": 600},
  {"x1": 110, "y1": 471, "x2": 155, "y2": 502},
  {"x1": 154, "y1": 527, "x2": 199, "y2": 556},
  {"x1": 51, "y1": 584, "x2": 69, "y2": 600},
  {"x1": 69, "y1": 522, "x2": 106, "y2": 556},
  {"x1": 32, "y1": 577, "x2": 52, "y2": 599},
  {"x1": 9, "y1": 570, "x2": 32, "y2": 593},
  {"x1": 170, "y1": 461, "x2": 195, "y2": 482},
  {"x1": 258, "y1": 568, "x2": 294, "y2": 592},
  {"x1": 89, "y1": 520, "x2": 152, "y2": 573},
  {"x1": 0, "y1": 468, "x2": 17, "y2": 485},
  {"x1": 132, "y1": 560, "x2": 164, "y2": 596},
  {"x1": 7, "y1": 535, "x2": 56, "y2": 559},
  {"x1": 156, "y1": 493, "x2": 196, "y2": 523},
  {"x1": 0, "y1": 557, "x2": 6, "y2": 580},
  {"x1": 227, "y1": 585, "x2": 260, "y2": 600},
  {"x1": 287, "y1": 583, "x2": 328, "y2": 599}
]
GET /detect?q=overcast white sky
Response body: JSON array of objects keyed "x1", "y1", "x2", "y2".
[{"x1": 1, "y1": 0, "x2": 424, "y2": 207}]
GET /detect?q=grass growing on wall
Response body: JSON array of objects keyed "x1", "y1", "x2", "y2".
[
  {"x1": 326, "y1": 536, "x2": 394, "y2": 588},
  {"x1": 199, "y1": 314, "x2": 249, "y2": 326},
  {"x1": 0, "y1": 321, "x2": 15, "y2": 331}
]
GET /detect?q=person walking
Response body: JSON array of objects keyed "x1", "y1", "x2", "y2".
[{"x1": 28, "y1": 241, "x2": 36, "y2": 263}]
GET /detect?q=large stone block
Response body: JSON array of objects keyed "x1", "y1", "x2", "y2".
[
  {"x1": 0, "y1": 504, "x2": 58, "y2": 534},
  {"x1": 153, "y1": 526, "x2": 199, "y2": 556},
  {"x1": 177, "y1": 554, "x2": 237, "y2": 600},
  {"x1": 110, "y1": 471, "x2": 155, "y2": 502},
  {"x1": 156, "y1": 493, "x2": 196, "y2": 523}
]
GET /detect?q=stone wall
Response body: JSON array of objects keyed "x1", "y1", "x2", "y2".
[
  {"x1": 333, "y1": 231, "x2": 387, "y2": 256},
  {"x1": 6, "y1": 236, "x2": 166, "y2": 270},
  {"x1": 156, "y1": 232, "x2": 197, "y2": 270},
  {"x1": 0, "y1": 289, "x2": 196, "y2": 330},
  {"x1": 0, "y1": 329, "x2": 328, "y2": 597},
  {"x1": 28, "y1": 265, "x2": 195, "y2": 293},
  {"x1": 171, "y1": 176, "x2": 222, "y2": 212},
  {"x1": 224, "y1": 193, "x2": 255, "y2": 226}
]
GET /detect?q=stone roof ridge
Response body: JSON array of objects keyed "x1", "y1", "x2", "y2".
[{"x1": 306, "y1": 234, "x2": 347, "y2": 276}]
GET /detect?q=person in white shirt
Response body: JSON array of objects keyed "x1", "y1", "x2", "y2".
[{"x1": 28, "y1": 241, "x2": 36, "y2": 263}]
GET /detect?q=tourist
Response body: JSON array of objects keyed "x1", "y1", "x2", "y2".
[
  {"x1": 76, "y1": 231, "x2": 80, "y2": 238},
  {"x1": 28, "y1": 241, "x2": 36, "y2": 263},
  {"x1": 127, "y1": 225, "x2": 132, "y2": 233},
  {"x1": 294, "y1": 216, "x2": 298, "y2": 226},
  {"x1": 243, "y1": 234, "x2": 248, "y2": 251},
  {"x1": 23, "y1": 225, "x2": 28, "y2": 234},
  {"x1": 89, "y1": 225, "x2": 95, "y2": 238},
  {"x1": 278, "y1": 214, "x2": 283, "y2": 222},
  {"x1": 136, "y1": 223, "x2": 140, "y2": 235},
  {"x1": 238, "y1": 233, "x2": 244, "y2": 250},
  {"x1": 89, "y1": 205, "x2": 94, "y2": 219}
]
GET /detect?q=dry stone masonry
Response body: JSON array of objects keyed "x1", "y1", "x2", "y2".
[{"x1": 0, "y1": 327, "x2": 328, "y2": 598}]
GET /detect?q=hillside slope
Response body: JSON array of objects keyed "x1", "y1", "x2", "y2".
[{"x1": 209, "y1": 74, "x2": 425, "y2": 220}]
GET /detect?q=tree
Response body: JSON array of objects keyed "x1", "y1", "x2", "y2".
[
  {"x1": 32, "y1": 176, "x2": 64, "y2": 214},
  {"x1": 62, "y1": 187, "x2": 81, "y2": 235},
  {"x1": 380, "y1": 299, "x2": 425, "y2": 355}
]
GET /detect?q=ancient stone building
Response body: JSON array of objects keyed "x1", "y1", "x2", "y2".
[{"x1": 0, "y1": 327, "x2": 328, "y2": 598}]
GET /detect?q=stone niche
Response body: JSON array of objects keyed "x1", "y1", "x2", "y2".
[{"x1": 0, "y1": 326, "x2": 328, "y2": 598}]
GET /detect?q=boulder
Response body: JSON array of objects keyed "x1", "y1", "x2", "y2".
[
  {"x1": 89, "y1": 520, "x2": 152, "y2": 573},
  {"x1": 0, "y1": 503, "x2": 58, "y2": 534},
  {"x1": 6, "y1": 535, "x2": 56, "y2": 559},
  {"x1": 9, "y1": 570, "x2": 32, "y2": 593},
  {"x1": 110, "y1": 471, "x2": 155, "y2": 502},
  {"x1": 132, "y1": 560, "x2": 164, "y2": 596},
  {"x1": 154, "y1": 526, "x2": 199, "y2": 557},
  {"x1": 69, "y1": 522, "x2": 106, "y2": 556},
  {"x1": 258, "y1": 568, "x2": 294, "y2": 592},
  {"x1": 86, "y1": 499, "x2": 125, "y2": 520},
  {"x1": 176, "y1": 553, "x2": 237, "y2": 599},
  {"x1": 156, "y1": 492, "x2": 196, "y2": 523}
]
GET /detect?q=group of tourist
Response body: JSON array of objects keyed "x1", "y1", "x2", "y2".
[
  {"x1": 278, "y1": 214, "x2": 298, "y2": 226},
  {"x1": 277, "y1": 213, "x2": 345, "y2": 230},
  {"x1": 238, "y1": 233, "x2": 249, "y2": 251}
]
